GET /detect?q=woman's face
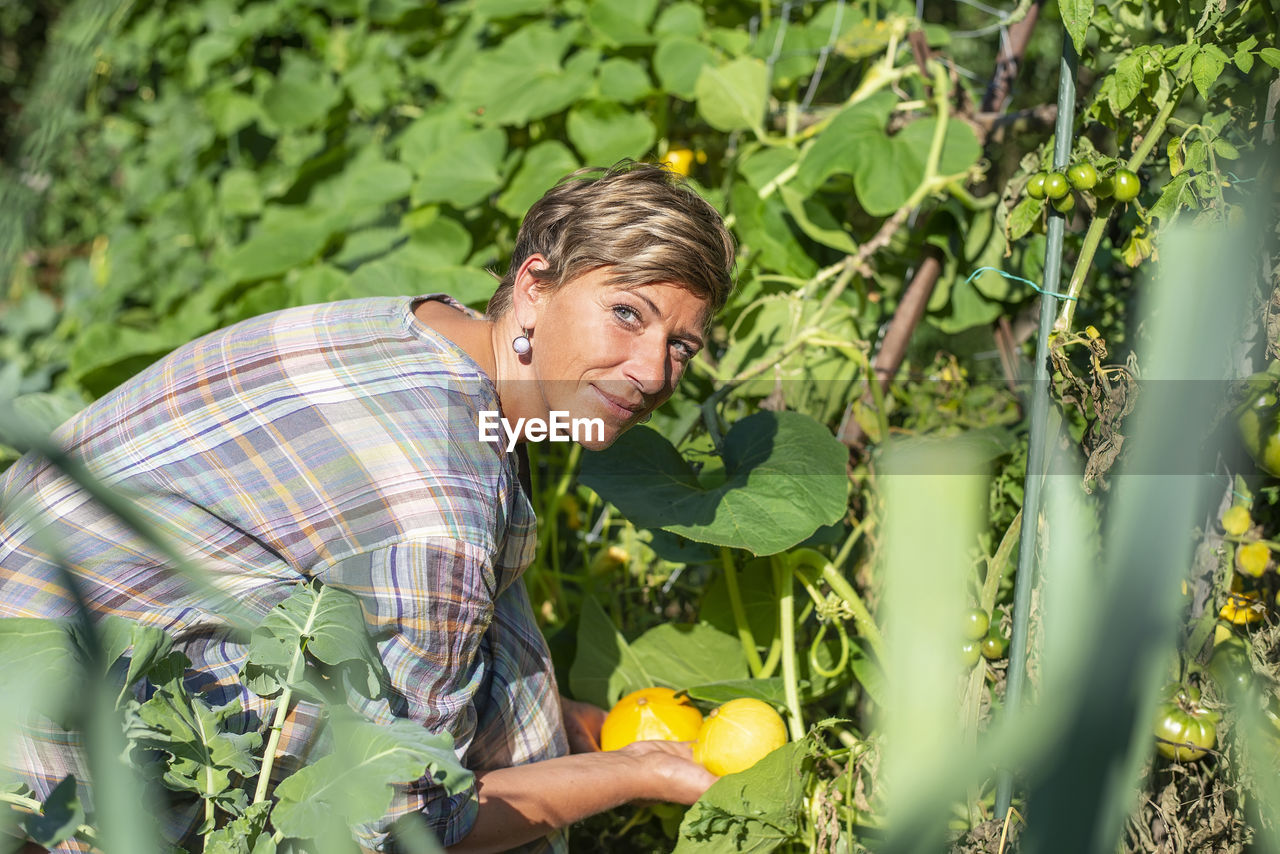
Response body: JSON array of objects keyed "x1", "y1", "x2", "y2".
[{"x1": 527, "y1": 267, "x2": 710, "y2": 449}]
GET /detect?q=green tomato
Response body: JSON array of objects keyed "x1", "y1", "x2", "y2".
[
  {"x1": 964, "y1": 608, "x2": 990, "y2": 641},
  {"x1": 1113, "y1": 169, "x2": 1141, "y2": 202},
  {"x1": 1066, "y1": 162, "x2": 1097, "y2": 191},
  {"x1": 961, "y1": 640, "x2": 982, "y2": 669},
  {"x1": 1153, "y1": 684, "x2": 1218, "y2": 762},
  {"x1": 1208, "y1": 641, "x2": 1251, "y2": 697},
  {"x1": 1094, "y1": 175, "x2": 1115, "y2": 198},
  {"x1": 1042, "y1": 172, "x2": 1070, "y2": 199},
  {"x1": 1026, "y1": 172, "x2": 1048, "y2": 200},
  {"x1": 1052, "y1": 192, "x2": 1076, "y2": 213},
  {"x1": 980, "y1": 633, "x2": 1008, "y2": 660},
  {"x1": 1235, "y1": 374, "x2": 1280, "y2": 477}
]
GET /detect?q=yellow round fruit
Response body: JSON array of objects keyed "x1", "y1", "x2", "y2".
[
  {"x1": 692, "y1": 698, "x2": 788, "y2": 776},
  {"x1": 600, "y1": 687, "x2": 703, "y2": 752},
  {"x1": 661, "y1": 148, "x2": 695, "y2": 176},
  {"x1": 1221, "y1": 505, "x2": 1252, "y2": 537},
  {"x1": 1238, "y1": 542, "x2": 1271, "y2": 578}
]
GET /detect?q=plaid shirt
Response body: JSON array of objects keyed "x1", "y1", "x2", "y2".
[{"x1": 0, "y1": 294, "x2": 568, "y2": 852}]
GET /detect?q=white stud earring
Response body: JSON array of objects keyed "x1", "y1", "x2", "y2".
[{"x1": 512, "y1": 328, "x2": 531, "y2": 355}]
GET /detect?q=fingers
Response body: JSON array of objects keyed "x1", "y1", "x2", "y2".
[{"x1": 618, "y1": 740, "x2": 719, "y2": 804}]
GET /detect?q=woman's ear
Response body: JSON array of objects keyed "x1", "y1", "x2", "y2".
[{"x1": 512, "y1": 253, "x2": 551, "y2": 329}]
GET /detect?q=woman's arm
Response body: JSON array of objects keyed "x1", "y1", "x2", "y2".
[{"x1": 444, "y1": 740, "x2": 717, "y2": 854}]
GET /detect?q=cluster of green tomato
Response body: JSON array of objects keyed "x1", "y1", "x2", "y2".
[
  {"x1": 960, "y1": 608, "x2": 1008, "y2": 668},
  {"x1": 1025, "y1": 162, "x2": 1142, "y2": 212}
]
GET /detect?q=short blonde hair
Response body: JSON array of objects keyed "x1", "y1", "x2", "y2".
[{"x1": 487, "y1": 161, "x2": 736, "y2": 320}]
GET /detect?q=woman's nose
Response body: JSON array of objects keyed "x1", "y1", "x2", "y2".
[{"x1": 625, "y1": 335, "x2": 671, "y2": 396}]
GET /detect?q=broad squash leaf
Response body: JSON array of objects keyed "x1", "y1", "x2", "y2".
[{"x1": 581, "y1": 411, "x2": 847, "y2": 555}]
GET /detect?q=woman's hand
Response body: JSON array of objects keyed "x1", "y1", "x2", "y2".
[
  {"x1": 446, "y1": 738, "x2": 717, "y2": 853},
  {"x1": 559, "y1": 695, "x2": 607, "y2": 753},
  {"x1": 618, "y1": 739, "x2": 718, "y2": 805}
]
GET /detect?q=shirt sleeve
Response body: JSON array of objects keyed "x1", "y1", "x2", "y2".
[{"x1": 313, "y1": 537, "x2": 498, "y2": 849}]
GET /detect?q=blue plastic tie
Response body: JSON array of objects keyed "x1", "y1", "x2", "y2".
[{"x1": 965, "y1": 266, "x2": 1078, "y2": 301}]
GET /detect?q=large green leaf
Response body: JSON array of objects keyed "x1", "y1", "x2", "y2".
[
  {"x1": 218, "y1": 169, "x2": 263, "y2": 218},
  {"x1": 270, "y1": 714, "x2": 471, "y2": 840},
  {"x1": 674, "y1": 739, "x2": 808, "y2": 853},
  {"x1": 0, "y1": 619, "x2": 79, "y2": 726},
  {"x1": 728, "y1": 184, "x2": 817, "y2": 279},
  {"x1": 855, "y1": 116, "x2": 981, "y2": 215},
  {"x1": 568, "y1": 597, "x2": 651, "y2": 708},
  {"x1": 398, "y1": 110, "x2": 507, "y2": 209},
  {"x1": 796, "y1": 92, "x2": 981, "y2": 215},
  {"x1": 596, "y1": 57, "x2": 652, "y2": 104},
  {"x1": 1060, "y1": 0, "x2": 1093, "y2": 55},
  {"x1": 629, "y1": 623, "x2": 748, "y2": 690},
  {"x1": 580, "y1": 411, "x2": 847, "y2": 555},
  {"x1": 683, "y1": 678, "x2": 788, "y2": 707},
  {"x1": 259, "y1": 52, "x2": 342, "y2": 133},
  {"x1": 795, "y1": 92, "x2": 896, "y2": 193},
  {"x1": 474, "y1": 0, "x2": 551, "y2": 15},
  {"x1": 655, "y1": 2, "x2": 705, "y2": 37},
  {"x1": 497, "y1": 141, "x2": 580, "y2": 219},
  {"x1": 240, "y1": 580, "x2": 386, "y2": 701},
  {"x1": 569, "y1": 599, "x2": 750, "y2": 709},
  {"x1": 566, "y1": 100, "x2": 656, "y2": 166},
  {"x1": 700, "y1": 557, "x2": 778, "y2": 647},
  {"x1": 122, "y1": 678, "x2": 262, "y2": 816},
  {"x1": 222, "y1": 209, "x2": 332, "y2": 283},
  {"x1": 310, "y1": 150, "x2": 413, "y2": 223},
  {"x1": 585, "y1": 0, "x2": 659, "y2": 47},
  {"x1": 346, "y1": 246, "x2": 496, "y2": 306},
  {"x1": 21, "y1": 776, "x2": 84, "y2": 850},
  {"x1": 454, "y1": 22, "x2": 595, "y2": 126},
  {"x1": 98, "y1": 615, "x2": 175, "y2": 696},
  {"x1": 654, "y1": 36, "x2": 715, "y2": 100},
  {"x1": 694, "y1": 57, "x2": 768, "y2": 132}
]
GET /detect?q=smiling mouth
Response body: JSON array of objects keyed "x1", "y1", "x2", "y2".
[{"x1": 591, "y1": 386, "x2": 645, "y2": 420}]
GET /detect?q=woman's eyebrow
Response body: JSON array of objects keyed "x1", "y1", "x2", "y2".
[{"x1": 625, "y1": 287, "x2": 706, "y2": 350}]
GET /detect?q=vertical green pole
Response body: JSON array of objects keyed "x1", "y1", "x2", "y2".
[{"x1": 994, "y1": 28, "x2": 1077, "y2": 821}]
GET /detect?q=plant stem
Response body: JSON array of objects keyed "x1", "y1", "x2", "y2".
[
  {"x1": 773, "y1": 555, "x2": 807, "y2": 741},
  {"x1": 1055, "y1": 82, "x2": 1188, "y2": 334},
  {"x1": 721, "y1": 547, "x2": 766, "y2": 675},
  {"x1": 789, "y1": 548, "x2": 888, "y2": 663},
  {"x1": 254, "y1": 687, "x2": 295, "y2": 805},
  {"x1": 1051, "y1": 207, "x2": 1110, "y2": 334},
  {"x1": 253, "y1": 595, "x2": 324, "y2": 805}
]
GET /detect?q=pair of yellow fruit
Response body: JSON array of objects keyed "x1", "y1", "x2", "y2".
[{"x1": 599, "y1": 688, "x2": 787, "y2": 776}]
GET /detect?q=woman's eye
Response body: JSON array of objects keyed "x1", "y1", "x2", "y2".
[
  {"x1": 671, "y1": 341, "x2": 696, "y2": 361},
  {"x1": 612, "y1": 305, "x2": 640, "y2": 324}
]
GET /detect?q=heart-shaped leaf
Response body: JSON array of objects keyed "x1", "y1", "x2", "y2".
[{"x1": 581, "y1": 411, "x2": 848, "y2": 555}]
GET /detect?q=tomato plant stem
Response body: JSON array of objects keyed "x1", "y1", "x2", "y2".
[
  {"x1": 721, "y1": 547, "x2": 766, "y2": 676},
  {"x1": 1055, "y1": 82, "x2": 1188, "y2": 334},
  {"x1": 773, "y1": 554, "x2": 807, "y2": 741}
]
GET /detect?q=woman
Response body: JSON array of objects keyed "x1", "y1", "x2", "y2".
[{"x1": 0, "y1": 161, "x2": 736, "y2": 853}]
